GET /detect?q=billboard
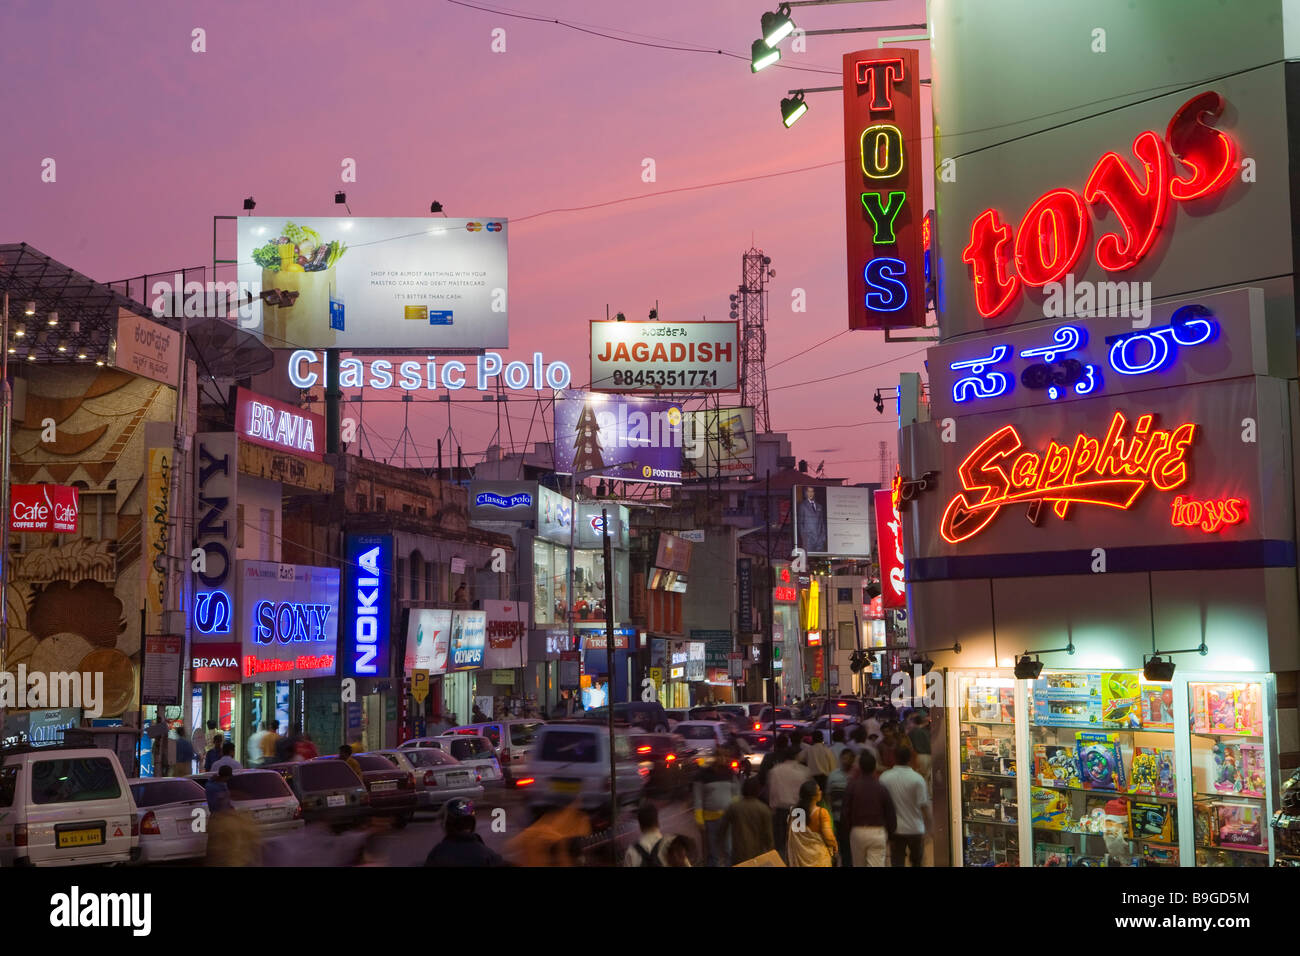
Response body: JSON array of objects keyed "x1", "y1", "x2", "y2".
[
  {"x1": 235, "y1": 387, "x2": 324, "y2": 462},
  {"x1": 536, "y1": 485, "x2": 574, "y2": 545},
  {"x1": 448, "y1": 610, "x2": 487, "y2": 671},
  {"x1": 843, "y1": 48, "x2": 926, "y2": 329},
  {"x1": 655, "y1": 533, "x2": 692, "y2": 573},
  {"x1": 237, "y1": 561, "x2": 340, "y2": 682},
  {"x1": 793, "y1": 485, "x2": 876, "y2": 557},
  {"x1": 468, "y1": 481, "x2": 536, "y2": 522},
  {"x1": 483, "y1": 600, "x2": 529, "y2": 670},
  {"x1": 115, "y1": 308, "x2": 181, "y2": 386},
  {"x1": 9, "y1": 484, "x2": 78, "y2": 534},
  {"x1": 554, "y1": 391, "x2": 683, "y2": 485},
  {"x1": 682, "y1": 407, "x2": 755, "y2": 480},
  {"x1": 874, "y1": 489, "x2": 906, "y2": 609},
  {"x1": 590, "y1": 320, "x2": 739, "y2": 392},
  {"x1": 405, "y1": 608, "x2": 452, "y2": 675},
  {"x1": 577, "y1": 503, "x2": 630, "y2": 550},
  {"x1": 236, "y1": 217, "x2": 508, "y2": 349},
  {"x1": 341, "y1": 534, "x2": 393, "y2": 678}
]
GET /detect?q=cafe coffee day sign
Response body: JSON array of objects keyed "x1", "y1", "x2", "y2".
[{"x1": 10, "y1": 484, "x2": 79, "y2": 534}]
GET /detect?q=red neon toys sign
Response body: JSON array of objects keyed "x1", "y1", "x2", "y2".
[
  {"x1": 963, "y1": 92, "x2": 1239, "y2": 320},
  {"x1": 1170, "y1": 495, "x2": 1247, "y2": 534},
  {"x1": 940, "y1": 411, "x2": 1196, "y2": 544},
  {"x1": 844, "y1": 48, "x2": 925, "y2": 329}
]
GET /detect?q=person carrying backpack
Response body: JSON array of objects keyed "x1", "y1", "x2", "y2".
[{"x1": 623, "y1": 800, "x2": 668, "y2": 866}]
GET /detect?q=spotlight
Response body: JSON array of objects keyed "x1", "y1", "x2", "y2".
[
  {"x1": 47, "y1": 311, "x2": 58, "y2": 326},
  {"x1": 95, "y1": 359, "x2": 105, "y2": 367},
  {"x1": 14, "y1": 328, "x2": 24, "y2": 338},
  {"x1": 761, "y1": 4, "x2": 796, "y2": 47},
  {"x1": 26, "y1": 353, "x2": 35, "y2": 362},
  {"x1": 24, "y1": 301, "x2": 35, "y2": 316},
  {"x1": 751, "y1": 38, "x2": 780, "y2": 73},
  {"x1": 77, "y1": 352, "x2": 86, "y2": 360},
  {"x1": 1013, "y1": 653, "x2": 1043, "y2": 680},
  {"x1": 335, "y1": 191, "x2": 347, "y2": 204},
  {"x1": 1143, "y1": 656, "x2": 1176, "y2": 682},
  {"x1": 873, "y1": 390, "x2": 884, "y2": 414},
  {"x1": 781, "y1": 92, "x2": 808, "y2": 128},
  {"x1": 57, "y1": 344, "x2": 66, "y2": 352},
  {"x1": 243, "y1": 197, "x2": 256, "y2": 211},
  {"x1": 430, "y1": 201, "x2": 444, "y2": 214}
]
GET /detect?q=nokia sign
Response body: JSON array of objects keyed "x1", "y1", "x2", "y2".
[{"x1": 343, "y1": 534, "x2": 393, "y2": 678}]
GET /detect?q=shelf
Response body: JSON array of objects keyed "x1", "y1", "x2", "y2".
[
  {"x1": 1030, "y1": 722, "x2": 1173, "y2": 734},
  {"x1": 1196, "y1": 842, "x2": 1270, "y2": 855},
  {"x1": 1033, "y1": 783, "x2": 1177, "y2": 802},
  {"x1": 1032, "y1": 829, "x2": 1178, "y2": 844},
  {"x1": 962, "y1": 718, "x2": 1016, "y2": 727},
  {"x1": 1191, "y1": 731, "x2": 1263, "y2": 741},
  {"x1": 964, "y1": 818, "x2": 1017, "y2": 828},
  {"x1": 1194, "y1": 792, "x2": 1265, "y2": 801},
  {"x1": 962, "y1": 771, "x2": 1017, "y2": 781}
]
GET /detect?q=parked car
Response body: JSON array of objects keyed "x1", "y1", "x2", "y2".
[
  {"x1": 750, "y1": 708, "x2": 807, "y2": 734},
  {"x1": 263, "y1": 760, "x2": 369, "y2": 827},
  {"x1": 442, "y1": 720, "x2": 544, "y2": 787},
  {"x1": 584, "y1": 701, "x2": 670, "y2": 733},
  {"x1": 0, "y1": 745, "x2": 139, "y2": 867},
  {"x1": 627, "y1": 732, "x2": 693, "y2": 797},
  {"x1": 431, "y1": 735, "x2": 503, "y2": 784},
  {"x1": 663, "y1": 709, "x2": 689, "y2": 729},
  {"x1": 818, "y1": 697, "x2": 868, "y2": 722},
  {"x1": 526, "y1": 724, "x2": 650, "y2": 816},
  {"x1": 372, "y1": 748, "x2": 484, "y2": 813},
  {"x1": 190, "y1": 768, "x2": 305, "y2": 837},
  {"x1": 742, "y1": 703, "x2": 768, "y2": 719},
  {"x1": 671, "y1": 720, "x2": 732, "y2": 759},
  {"x1": 809, "y1": 714, "x2": 861, "y2": 744},
  {"x1": 128, "y1": 777, "x2": 208, "y2": 863},
  {"x1": 344, "y1": 754, "x2": 418, "y2": 825}
]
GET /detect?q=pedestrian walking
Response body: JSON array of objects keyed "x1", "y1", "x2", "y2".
[
  {"x1": 908, "y1": 709, "x2": 933, "y2": 795},
  {"x1": 204, "y1": 733, "x2": 225, "y2": 772},
  {"x1": 878, "y1": 722, "x2": 899, "y2": 769},
  {"x1": 841, "y1": 750, "x2": 896, "y2": 867},
  {"x1": 879, "y1": 743, "x2": 930, "y2": 866},
  {"x1": 210, "y1": 742, "x2": 242, "y2": 775},
  {"x1": 693, "y1": 755, "x2": 740, "y2": 866},
  {"x1": 294, "y1": 733, "x2": 318, "y2": 762},
  {"x1": 274, "y1": 724, "x2": 295, "y2": 763},
  {"x1": 803, "y1": 730, "x2": 836, "y2": 792},
  {"x1": 719, "y1": 776, "x2": 776, "y2": 865},
  {"x1": 829, "y1": 727, "x2": 849, "y2": 763},
  {"x1": 171, "y1": 725, "x2": 195, "y2": 777},
  {"x1": 624, "y1": 801, "x2": 669, "y2": 866},
  {"x1": 247, "y1": 722, "x2": 269, "y2": 768},
  {"x1": 339, "y1": 744, "x2": 362, "y2": 777},
  {"x1": 825, "y1": 747, "x2": 856, "y2": 865},
  {"x1": 261, "y1": 720, "x2": 283, "y2": 765},
  {"x1": 204, "y1": 765, "x2": 234, "y2": 814},
  {"x1": 191, "y1": 721, "x2": 212, "y2": 774},
  {"x1": 665, "y1": 834, "x2": 695, "y2": 867},
  {"x1": 766, "y1": 737, "x2": 811, "y2": 863},
  {"x1": 786, "y1": 779, "x2": 836, "y2": 867}
]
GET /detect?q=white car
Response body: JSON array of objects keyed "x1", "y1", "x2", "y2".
[
  {"x1": 373, "y1": 749, "x2": 484, "y2": 812},
  {"x1": 663, "y1": 709, "x2": 689, "y2": 730},
  {"x1": 526, "y1": 724, "x2": 650, "y2": 814},
  {"x1": 208, "y1": 769, "x2": 305, "y2": 836},
  {"x1": 129, "y1": 777, "x2": 208, "y2": 863},
  {"x1": 0, "y1": 746, "x2": 139, "y2": 867},
  {"x1": 400, "y1": 734, "x2": 503, "y2": 783},
  {"x1": 670, "y1": 721, "x2": 732, "y2": 758},
  {"x1": 441, "y1": 721, "x2": 544, "y2": 786}
]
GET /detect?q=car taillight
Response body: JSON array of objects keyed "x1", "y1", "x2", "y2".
[
  {"x1": 293, "y1": 804, "x2": 303, "y2": 820},
  {"x1": 140, "y1": 812, "x2": 159, "y2": 836},
  {"x1": 475, "y1": 770, "x2": 482, "y2": 784},
  {"x1": 665, "y1": 753, "x2": 676, "y2": 763},
  {"x1": 14, "y1": 824, "x2": 27, "y2": 847},
  {"x1": 753, "y1": 722, "x2": 761, "y2": 730},
  {"x1": 730, "y1": 760, "x2": 740, "y2": 771},
  {"x1": 637, "y1": 745, "x2": 651, "y2": 754},
  {"x1": 500, "y1": 751, "x2": 511, "y2": 764},
  {"x1": 360, "y1": 792, "x2": 370, "y2": 806},
  {"x1": 405, "y1": 773, "x2": 415, "y2": 789},
  {"x1": 424, "y1": 771, "x2": 436, "y2": 788},
  {"x1": 515, "y1": 777, "x2": 535, "y2": 787}
]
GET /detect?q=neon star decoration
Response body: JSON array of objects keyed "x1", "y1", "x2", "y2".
[{"x1": 939, "y1": 411, "x2": 1197, "y2": 544}]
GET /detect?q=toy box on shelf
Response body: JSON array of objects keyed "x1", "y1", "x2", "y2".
[
  {"x1": 1129, "y1": 747, "x2": 1175, "y2": 797},
  {"x1": 1191, "y1": 683, "x2": 1263, "y2": 737}
]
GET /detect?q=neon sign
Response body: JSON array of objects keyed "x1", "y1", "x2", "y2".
[
  {"x1": 245, "y1": 654, "x2": 335, "y2": 678},
  {"x1": 940, "y1": 411, "x2": 1197, "y2": 544},
  {"x1": 193, "y1": 434, "x2": 236, "y2": 638},
  {"x1": 288, "y1": 350, "x2": 571, "y2": 392},
  {"x1": 344, "y1": 535, "x2": 392, "y2": 678},
  {"x1": 1170, "y1": 495, "x2": 1247, "y2": 534},
  {"x1": 844, "y1": 48, "x2": 925, "y2": 329},
  {"x1": 252, "y1": 600, "x2": 331, "y2": 644},
  {"x1": 237, "y1": 388, "x2": 323, "y2": 462},
  {"x1": 947, "y1": 306, "x2": 1217, "y2": 407},
  {"x1": 963, "y1": 91, "x2": 1239, "y2": 319}
]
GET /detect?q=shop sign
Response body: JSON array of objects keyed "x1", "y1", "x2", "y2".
[
  {"x1": 406, "y1": 609, "x2": 453, "y2": 675},
  {"x1": 468, "y1": 481, "x2": 536, "y2": 522},
  {"x1": 10, "y1": 483, "x2": 78, "y2": 534},
  {"x1": 342, "y1": 534, "x2": 393, "y2": 678},
  {"x1": 670, "y1": 665, "x2": 686, "y2": 680},
  {"x1": 114, "y1": 307, "x2": 180, "y2": 386},
  {"x1": 544, "y1": 630, "x2": 573, "y2": 655},
  {"x1": 679, "y1": 530, "x2": 706, "y2": 543},
  {"x1": 491, "y1": 669, "x2": 515, "y2": 684},
  {"x1": 590, "y1": 320, "x2": 739, "y2": 392},
  {"x1": 191, "y1": 643, "x2": 241, "y2": 683},
  {"x1": 144, "y1": 448, "x2": 170, "y2": 634},
  {"x1": 142, "y1": 636, "x2": 183, "y2": 706},
  {"x1": 536, "y1": 485, "x2": 574, "y2": 544},
  {"x1": 843, "y1": 48, "x2": 925, "y2": 329},
  {"x1": 288, "y1": 349, "x2": 571, "y2": 392},
  {"x1": 448, "y1": 610, "x2": 487, "y2": 670},
  {"x1": 235, "y1": 387, "x2": 324, "y2": 462},
  {"x1": 193, "y1": 433, "x2": 237, "y2": 643},
  {"x1": 237, "y1": 561, "x2": 340, "y2": 682},
  {"x1": 236, "y1": 439, "x2": 334, "y2": 493},
  {"x1": 578, "y1": 503, "x2": 631, "y2": 549},
  {"x1": 773, "y1": 563, "x2": 797, "y2": 603},
  {"x1": 737, "y1": 558, "x2": 753, "y2": 633},
  {"x1": 962, "y1": 92, "x2": 1238, "y2": 320},
  {"x1": 874, "y1": 488, "x2": 905, "y2": 609},
  {"x1": 928, "y1": 288, "x2": 1258, "y2": 419},
  {"x1": 687, "y1": 641, "x2": 706, "y2": 682},
  {"x1": 483, "y1": 600, "x2": 529, "y2": 670},
  {"x1": 583, "y1": 630, "x2": 633, "y2": 650}
]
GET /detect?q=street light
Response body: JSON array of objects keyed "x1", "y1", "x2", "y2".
[
  {"x1": 761, "y1": 4, "x2": 797, "y2": 47},
  {"x1": 781, "y1": 92, "x2": 808, "y2": 127},
  {"x1": 751, "y1": 38, "x2": 780, "y2": 72}
]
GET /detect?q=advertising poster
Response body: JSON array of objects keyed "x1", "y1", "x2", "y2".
[
  {"x1": 535, "y1": 485, "x2": 573, "y2": 544},
  {"x1": 9, "y1": 483, "x2": 79, "y2": 534},
  {"x1": 448, "y1": 610, "x2": 487, "y2": 671},
  {"x1": 115, "y1": 307, "x2": 181, "y2": 386},
  {"x1": 142, "y1": 636, "x2": 183, "y2": 706},
  {"x1": 577, "y1": 503, "x2": 630, "y2": 550},
  {"x1": 682, "y1": 407, "x2": 755, "y2": 479},
  {"x1": 236, "y1": 217, "x2": 508, "y2": 350},
  {"x1": 554, "y1": 391, "x2": 683, "y2": 484},
  {"x1": 793, "y1": 485, "x2": 875, "y2": 557},
  {"x1": 873, "y1": 489, "x2": 906, "y2": 609},
  {"x1": 655, "y1": 533, "x2": 692, "y2": 573},
  {"x1": 145, "y1": 447, "x2": 171, "y2": 633},
  {"x1": 468, "y1": 481, "x2": 536, "y2": 522},
  {"x1": 482, "y1": 600, "x2": 529, "y2": 670},
  {"x1": 589, "y1": 320, "x2": 739, "y2": 392},
  {"x1": 236, "y1": 561, "x2": 340, "y2": 682},
  {"x1": 405, "y1": 608, "x2": 452, "y2": 675}
]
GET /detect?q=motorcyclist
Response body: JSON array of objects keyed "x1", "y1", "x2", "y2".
[{"x1": 423, "y1": 798, "x2": 506, "y2": 867}]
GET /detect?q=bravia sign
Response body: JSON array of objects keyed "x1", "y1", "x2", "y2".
[
  {"x1": 10, "y1": 484, "x2": 78, "y2": 534},
  {"x1": 235, "y1": 388, "x2": 324, "y2": 462}
]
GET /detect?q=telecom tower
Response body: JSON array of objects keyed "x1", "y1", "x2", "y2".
[{"x1": 729, "y1": 247, "x2": 773, "y2": 434}]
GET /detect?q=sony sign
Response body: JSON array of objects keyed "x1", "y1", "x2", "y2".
[
  {"x1": 344, "y1": 534, "x2": 392, "y2": 678},
  {"x1": 192, "y1": 433, "x2": 238, "y2": 643}
]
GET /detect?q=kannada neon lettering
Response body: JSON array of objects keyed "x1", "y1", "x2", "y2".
[{"x1": 940, "y1": 411, "x2": 1197, "y2": 544}]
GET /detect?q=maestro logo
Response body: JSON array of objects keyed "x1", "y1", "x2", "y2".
[
  {"x1": 486, "y1": 222, "x2": 503, "y2": 232},
  {"x1": 465, "y1": 222, "x2": 483, "y2": 232}
]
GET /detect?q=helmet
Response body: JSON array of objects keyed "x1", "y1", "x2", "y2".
[{"x1": 445, "y1": 798, "x2": 476, "y2": 820}]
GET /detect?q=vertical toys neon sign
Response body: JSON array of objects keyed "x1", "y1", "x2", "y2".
[{"x1": 843, "y1": 48, "x2": 925, "y2": 330}]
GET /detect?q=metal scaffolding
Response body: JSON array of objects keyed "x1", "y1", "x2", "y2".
[{"x1": 732, "y1": 247, "x2": 773, "y2": 433}]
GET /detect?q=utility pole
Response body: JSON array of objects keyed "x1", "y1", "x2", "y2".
[
  {"x1": 766, "y1": 471, "x2": 776, "y2": 739},
  {"x1": 601, "y1": 507, "x2": 618, "y2": 836}
]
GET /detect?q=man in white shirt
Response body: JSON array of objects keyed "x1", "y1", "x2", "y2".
[
  {"x1": 624, "y1": 802, "x2": 669, "y2": 866},
  {"x1": 210, "y1": 741, "x2": 243, "y2": 775},
  {"x1": 191, "y1": 721, "x2": 212, "y2": 774},
  {"x1": 766, "y1": 741, "x2": 812, "y2": 863},
  {"x1": 247, "y1": 722, "x2": 269, "y2": 767},
  {"x1": 879, "y1": 743, "x2": 930, "y2": 866}
]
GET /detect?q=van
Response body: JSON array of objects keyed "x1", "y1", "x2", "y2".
[
  {"x1": 442, "y1": 720, "x2": 545, "y2": 787},
  {"x1": 583, "y1": 702, "x2": 670, "y2": 733},
  {"x1": 0, "y1": 745, "x2": 139, "y2": 867},
  {"x1": 526, "y1": 724, "x2": 650, "y2": 816}
]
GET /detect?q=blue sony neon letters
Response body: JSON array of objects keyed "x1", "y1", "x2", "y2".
[
  {"x1": 194, "y1": 590, "x2": 232, "y2": 635},
  {"x1": 950, "y1": 345, "x2": 1012, "y2": 403},
  {"x1": 864, "y1": 258, "x2": 909, "y2": 311},
  {"x1": 252, "y1": 599, "x2": 331, "y2": 645}
]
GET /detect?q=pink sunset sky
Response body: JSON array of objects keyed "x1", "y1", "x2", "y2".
[{"x1": 0, "y1": 0, "x2": 931, "y2": 484}]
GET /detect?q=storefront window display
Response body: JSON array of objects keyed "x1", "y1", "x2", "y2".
[
  {"x1": 533, "y1": 540, "x2": 567, "y2": 626},
  {"x1": 953, "y1": 672, "x2": 1020, "y2": 866}
]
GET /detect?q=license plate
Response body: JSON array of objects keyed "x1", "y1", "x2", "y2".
[
  {"x1": 58, "y1": 828, "x2": 103, "y2": 848},
  {"x1": 254, "y1": 808, "x2": 281, "y2": 821},
  {"x1": 551, "y1": 779, "x2": 581, "y2": 793},
  {"x1": 372, "y1": 781, "x2": 397, "y2": 793},
  {"x1": 448, "y1": 772, "x2": 470, "y2": 784},
  {"x1": 326, "y1": 794, "x2": 346, "y2": 807},
  {"x1": 177, "y1": 820, "x2": 193, "y2": 836}
]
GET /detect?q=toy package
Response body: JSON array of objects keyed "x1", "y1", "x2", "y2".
[
  {"x1": 1130, "y1": 747, "x2": 1175, "y2": 797},
  {"x1": 1193, "y1": 800, "x2": 1216, "y2": 846},
  {"x1": 1212, "y1": 742, "x2": 1245, "y2": 794},
  {"x1": 1141, "y1": 843, "x2": 1179, "y2": 867},
  {"x1": 1034, "y1": 744, "x2": 1081, "y2": 788},
  {"x1": 965, "y1": 685, "x2": 1002, "y2": 722},
  {"x1": 1031, "y1": 673, "x2": 1103, "y2": 726},
  {"x1": 1239, "y1": 743, "x2": 1265, "y2": 798},
  {"x1": 1035, "y1": 842, "x2": 1075, "y2": 866},
  {"x1": 1130, "y1": 801, "x2": 1175, "y2": 842},
  {"x1": 1076, "y1": 731, "x2": 1126, "y2": 790},
  {"x1": 1191, "y1": 682, "x2": 1264, "y2": 737},
  {"x1": 1139, "y1": 684, "x2": 1174, "y2": 729},
  {"x1": 1215, "y1": 802, "x2": 1266, "y2": 849},
  {"x1": 1031, "y1": 786, "x2": 1072, "y2": 829},
  {"x1": 998, "y1": 687, "x2": 1015, "y2": 722},
  {"x1": 1101, "y1": 672, "x2": 1142, "y2": 729}
]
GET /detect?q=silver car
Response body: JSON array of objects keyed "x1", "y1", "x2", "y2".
[
  {"x1": 400, "y1": 734, "x2": 503, "y2": 784},
  {"x1": 192, "y1": 769, "x2": 304, "y2": 836},
  {"x1": 373, "y1": 749, "x2": 484, "y2": 813}
]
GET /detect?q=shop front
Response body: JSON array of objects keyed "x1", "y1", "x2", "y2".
[
  {"x1": 479, "y1": 600, "x2": 531, "y2": 716},
  {"x1": 443, "y1": 609, "x2": 487, "y2": 725}
]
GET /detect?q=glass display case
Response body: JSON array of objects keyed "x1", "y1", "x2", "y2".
[
  {"x1": 1186, "y1": 680, "x2": 1271, "y2": 867},
  {"x1": 953, "y1": 673, "x2": 1020, "y2": 866},
  {"x1": 1027, "y1": 670, "x2": 1179, "y2": 867}
]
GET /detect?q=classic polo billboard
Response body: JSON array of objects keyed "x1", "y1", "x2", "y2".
[
  {"x1": 554, "y1": 391, "x2": 683, "y2": 485},
  {"x1": 590, "y1": 320, "x2": 738, "y2": 392},
  {"x1": 237, "y1": 561, "x2": 340, "y2": 682},
  {"x1": 237, "y1": 217, "x2": 508, "y2": 349}
]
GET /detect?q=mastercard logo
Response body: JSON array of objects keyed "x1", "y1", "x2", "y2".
[
  {"x1": 642, "y1": 465, "x2": 652, "y2": 478},
  {"x1": 466, "y1": 222, "x2": 483, "y2": 232},
  {"x1": 666, "y1": 407, "x2": 681, "y2": 426},
  {"x1": 486, "y1": 222, "x2": 503, "y2": 232}
]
